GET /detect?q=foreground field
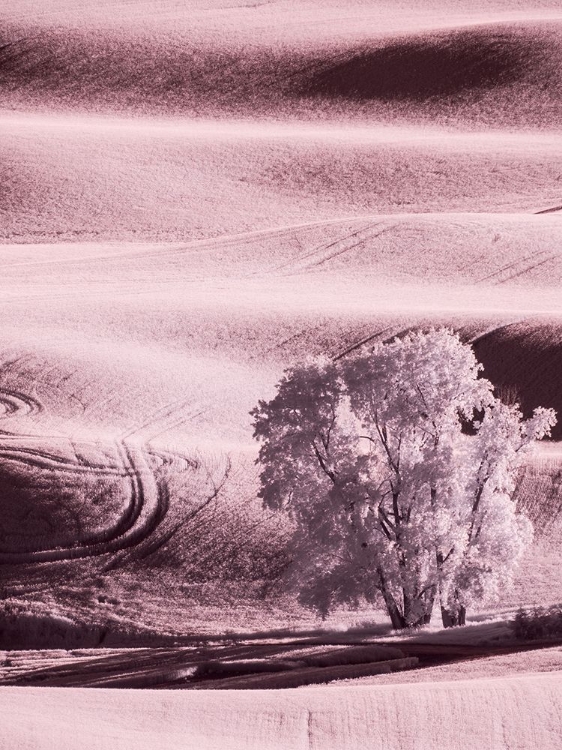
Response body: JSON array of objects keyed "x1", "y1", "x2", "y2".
[{"x1": 1, "y1": 672, "x2": 561, "y2": 749}]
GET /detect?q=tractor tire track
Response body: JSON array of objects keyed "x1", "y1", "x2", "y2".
[
  {"x1": 272, "y1": 221, "x2": 395, "y2": 275},
  {"x1": 476, "y1": 249, "x2": 551, "y2": 283},
  {"x1": 0, "y1": 387, "x2": 204, "y2": 568},
  {"x1": 535, "y1": 204, "x2": 562, "y2": 214},
  {"x1": 495, "y1": 254, "x2": 558, "y2": 284},
  {"x1": 0, "y1": 384, "x2": 164, "y2": 564},
  {"x1": 147, "y1": 448, "x2": 198, "y2": 473},
  {"x1": 119, "y1": 397, "x2": 208, "y2": 444},
  {"x1": 99, "y1": 400, "x2": 213, "y2": 568},
  {"x1": 476, "y1": 249, "x2": 560, "y2": 285},
  {"x1": 0, "y1": 388, "x2": 43, "y2": 435},
  {"x1": 332, "y1": 326, "x2": 397, "y2": 361},
  {"x1": 0, "y1": 389, "x2": 42, "y2": 417},
  {"x1": 0, "y1": 447, "x2": 127, "y2": 476},
  {"x1": 0, "y1": 439, "x2": 161, "y2": 564}
]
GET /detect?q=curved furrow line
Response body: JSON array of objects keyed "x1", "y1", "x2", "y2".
[
  {"x1": 69, "y1": 440, "x2": 163, "y2": 561},
  {"x1": 332, "y1": 326, "x2": 397, "y2": 361},
  {"x1": 0, "y1": 447, "x2": 128, "y2": 476},
  {"x1": 144, "y1": 406, "x2": 207, "y2": 445},
  {"x1": 0, "y1": 386, "x2": 160, "y2": 562},
  {"x1": 0, "y1": 440, "x2": 164, "y2": 565},
  {"x1": 103, "y1": 478, "x2": 171, "y2": 569},
  {"x1": 147, "y1": 448, "x2": 198, "y2": 473},
  {"x1": 0, "y1": 385, "x2": 192, "y2": 566},
  {"x1": 276, "y1": 223, "x2": 374, "y2": 272},
  {"x1": 43, "y1": 439, "x2": 156, "y2": 555},
  {"x1": 305, "y1": 224, "x2": 398, "y2": 272},
  {"x1": 0, "y1": 390, "x2": 42, "y2": 435},
  {"x1": 0, "y1": 389, "x2": 44, "y2": 437},
  {"x1": 119, "y1": 397, "x2": 202, "y2": 442},
  {"x1": 535, "y1": 204, "x2": 562, "y2": 214},
  {"x1": 119, "y1": 396, "x2": 210, "y2": 450},
  {"x1": 0, "y1": 462, "x2": 134, "y2": 562},
  {"x1": 101, "y1": 440, "x2": 146, "y2": 550},
  {"x1": 256, "y1": 322, "x2": 329, "y2": 361},
  {"x1": 130, "y1": 451, "x2": 233, "y2": 565},
  {"x1": 0, "y1": 389, "x2": 43, "y2": 417},
  {"x1": 97, "y1": 403, "x2": 215, "y2": 568}
]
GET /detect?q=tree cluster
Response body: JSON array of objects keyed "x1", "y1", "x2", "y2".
[{"x1": 252, "y1": 329, "x2": 556, "y2": 628}]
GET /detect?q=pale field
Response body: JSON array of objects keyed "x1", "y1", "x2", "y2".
[
  {"x1": 0, "y1": 673, "x2": 561, "y2": 750},
  {"x1": 1, "y1": 0, "x2": 562, "y2": 746}
]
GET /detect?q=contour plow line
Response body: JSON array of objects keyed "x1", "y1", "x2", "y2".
[
  {"x1": 535, "y1": 204, "x2": 562, "y2": 214},
  {"x1": 0, "y1": 438, "x2": 163, "y2": 565},
  {"x1": 496, "y1": 255, "x2": 559, "y2": 284},
  {"x1": 119, "y1": 397, "x2": 209, "y2": 445},
  {"x1": 100, "y1": 439, "x2": 167, "y2": 570},
  {"x1": 0, "y1": 445, "x2": 126, "y2": 475},
  {"x1": 146, "y1": 448, "x2": 197, "y2": 473},
  {"x1": 0, "y1": 388, "x2": 43, "y2": 436},
  {"x1": 100, "y1": 399, "x2": 212, "y2": 568},
  {"x1": 332, "y1": 325, "x2": 400, "y2": 361},
  {"x1": 0, "y1": 389, "x2": 42, "y2": 418}
]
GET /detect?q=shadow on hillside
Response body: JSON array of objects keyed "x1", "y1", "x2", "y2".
[
  {"x1": 3, "y1": 613, "x2": 561, "y2": 690},
  {"x1": 299, "y1": 29, "x2": 539, "y2": 102},
  {"x1": 0, "y1": 607, "x2": 394, "y2": 651},
  {"x1": 473, "y1": 320, "x2": 562, "y2": 442},
  {"x1": 0, "y1": 23, "x2": 556, "y2": 117},
  {"x1": 205, "y1": 621, "x2": 394, "y2": 645},
  {"x1": 0, "y1": 608, "x2": 171, "y2": 650}
]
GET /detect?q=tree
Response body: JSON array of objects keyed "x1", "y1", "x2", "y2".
[{"x1": 251, "y1": 329, "x2": 556, "y2": 629}]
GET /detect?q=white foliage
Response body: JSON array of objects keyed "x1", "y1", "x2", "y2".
[{"x1": 251, "y1": 329, "x2": 556, "y2": 627}]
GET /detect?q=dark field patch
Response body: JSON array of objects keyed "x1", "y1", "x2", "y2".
[{"x1": 299, "y1": 29, "x2": 540, "y2": 102}]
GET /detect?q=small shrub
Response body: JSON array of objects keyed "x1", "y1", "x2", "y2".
[{"x1": 513, "y1": 605, "x2": 562, "y2": 640}]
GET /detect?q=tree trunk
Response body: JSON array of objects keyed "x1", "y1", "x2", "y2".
[
  {"x1": 378, "y1": 570, "x2": 437, "y2": 629},
  {"x1": 377, "y1": 569, "x2": 407, "y2": 629},
  {"x1": 441, "y1": 604, "x2": 466, "y2": 628},
  {"x1": 387, "y1": 604, "x2": 407, "y2": 630},
  {"x1": 404, "y1": 605, "x2": 434, "y2": 629},
  {"x1": 403, "y1": 584, "x2": 436, "y2": 628},
  {"x1": 380, "y1": 586, "x2": 435, "y2": 629},
  {"x1": 382, "y1": 589, "x2": 407, "y2": 629},
  {"x1": 387, "y1": 601, "x2": 434, "y2": 630}
]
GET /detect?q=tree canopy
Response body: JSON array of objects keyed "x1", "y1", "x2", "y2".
[{"x1": 251, "y1": 329, "x2": 556, "y2": 629}]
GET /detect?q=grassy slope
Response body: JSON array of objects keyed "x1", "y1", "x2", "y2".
[{"x1": 1, "y1": 3, "x2": 562, "y2": 747}]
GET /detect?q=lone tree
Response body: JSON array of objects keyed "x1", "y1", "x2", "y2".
[{"x1": 251, "y1": 329, "x2": 556, "y2": 629}]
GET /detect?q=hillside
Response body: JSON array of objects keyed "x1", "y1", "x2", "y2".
[{"x1": 1, "y1": 1, "x2": 562, "y2": 745}]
